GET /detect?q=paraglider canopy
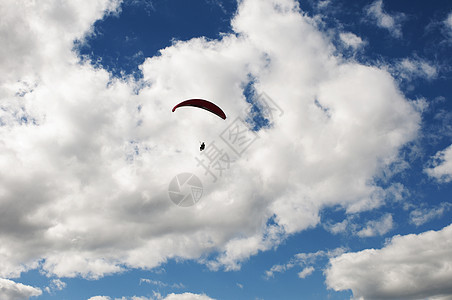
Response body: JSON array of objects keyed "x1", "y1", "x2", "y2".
[{"x1": 172, "y1": 99, "x2": 226, "y2": 120}]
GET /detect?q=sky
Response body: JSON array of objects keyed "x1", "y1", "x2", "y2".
[{"x1": 1, "y1": 0, "x2": 452, "y2": 299}]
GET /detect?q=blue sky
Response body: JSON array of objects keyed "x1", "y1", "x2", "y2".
[{"x1": 1, "y1": 0, "x2": 452, "y2": 299}]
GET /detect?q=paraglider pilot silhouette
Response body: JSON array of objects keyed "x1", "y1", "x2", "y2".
[{"x1": 172, "y1": 99, "x2": 226, "y2": 151}]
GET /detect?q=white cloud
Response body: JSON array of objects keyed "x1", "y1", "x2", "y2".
[
  {"x1": 87, "y1": 297, "x2": 111, "y2": 300},
  {"x1": 139, "y1": 278, "x2": 184, "y2": 289},
  {"x1": 0, "y1": 0, "x2": 421, "y2": 281},
  {"x1": 162, "y1": 293, "x2": 215, "y2": 300},
  {"x1": 44, "y1": 278, "x2": 66, "y2": 294},
  {"x1": 89, "y1": 295, "x2": 212, "y2": 300},
  {"x1": 326, "y1": 223, "x2": 452, "y2": 300},
  {"x1": 0, "y1": 0, "x2": 121, "y2": 86},
  {"x1": 425, "y1": 144, "x2": 452, "y2": 183},
  {"x1": 297, "y1": 266, "x2": 315, "y2": 279},
  {"x1": 0, "y1": 278, "x2": 42, "y2": 300},
  {"x1": 445, "y1": 12, "x2": 452, "y2": 31},
  {"x1": 265, "y1": 263, "x2": 291, "y2": 278},
  {"x1": 356, "y1": 214, "x2": 393, "y2": 237},
  {"x1": 265, "y1": 248, "x2": 345, "y2": 278},
  {"x1": 365, "y1": 0, "x2": 405, "y2": 38},
  {"x1": 339, "y1": 32, "x2": 366, "y2": 50},
  {"x1": 410, "y1": 203, "x2": 452, "y2": 227},
  {"x1": 325, "y1": 219, "x2": 349, "y2": 235},
  {"x1": 111, "y1": 297, "x2": 152, "y2": 300},
  {"x1": 326, "y1": 212, "x2": 397, "y2": 237},
  {"x1": 396, "y1": 58, "x2": 438, "y2": 81},
  {"x1": 317, "y1": 0, "x2": 331, "y2": 10}
]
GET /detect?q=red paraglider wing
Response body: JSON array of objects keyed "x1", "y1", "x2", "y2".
[{"x1": 172, "y1": 99, "x2": 226, "y2": 120}]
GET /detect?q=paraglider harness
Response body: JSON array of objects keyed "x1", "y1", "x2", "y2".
[{"x1": 200, "y1": 142, "x2": 205, "y2": 151}]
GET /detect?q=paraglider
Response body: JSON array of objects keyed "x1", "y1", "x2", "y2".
[
  {"x1": 172, "y1": 99, "x2": 227, "y2": 120},
  {"x1": 172, "y1": 99, "x2": 226, "y2": 151}
]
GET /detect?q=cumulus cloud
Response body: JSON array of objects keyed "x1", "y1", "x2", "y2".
[
  {"x1": 326, "y1": 223, "x2": 452, "y2": 300},
  {"x1": 365, "y1": 0, "x2": 405, "y2": 38},
  {"x1": 88, "y1": 295, "x2": 214, "y2": 300},
  {"x1": 44, "y1": 278, "x2": 66, "y2": 294},
  {"x1": 265, "y1": 248, "x2": 345, "y2": 279},
  {"x1": 0, "y1": 278, "x2": 42, "y2": 300},
  {"x1": 87, "y1": 297, "x2": 111, "y2": 300},
  {"x1": 325, "y1": 212, "x2": 396, "y2": 237},
  {"x1": 339, "y1": 32, "x2": 366, "y2": 51},
  {"x1": 445, "y1": 12, "x2": 452, "y2": 32},
  {"x1": 297, "y1": 266, "x2": 315, "y2": 279},
  {"x1": 425, "y1": 144, "x2": 452, "y2": 182},
  {"x1": 0, "y1": 0, "x2": 121, "y2": 86},
  {"x1": 410, "y1": 203, "x2": 452, "y2": 227},
  {"x1": 149, "y1": 293, "x2": 215, "y2": 300},
  {"x1": 324, "y1": 219, "x2": 349, "y2": 235},
  {"x1": 0, "y1": 0, "x2": 420, "y2": 282},
  {"x1": 356, "y1": 214, "x2": 393, "y2": 237},
  {"x1": 395, "y1": 58, "x2": 438, "y2": 81},
  {"x1": 139, "y1": 278, "x2": 184, "y2": 289},
  {"x1": 162, "y1": 293, "x2": 215, "y2": 300},
  {"x1": 317, "y1": 0, "x2": 331, "y2": 10}
]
